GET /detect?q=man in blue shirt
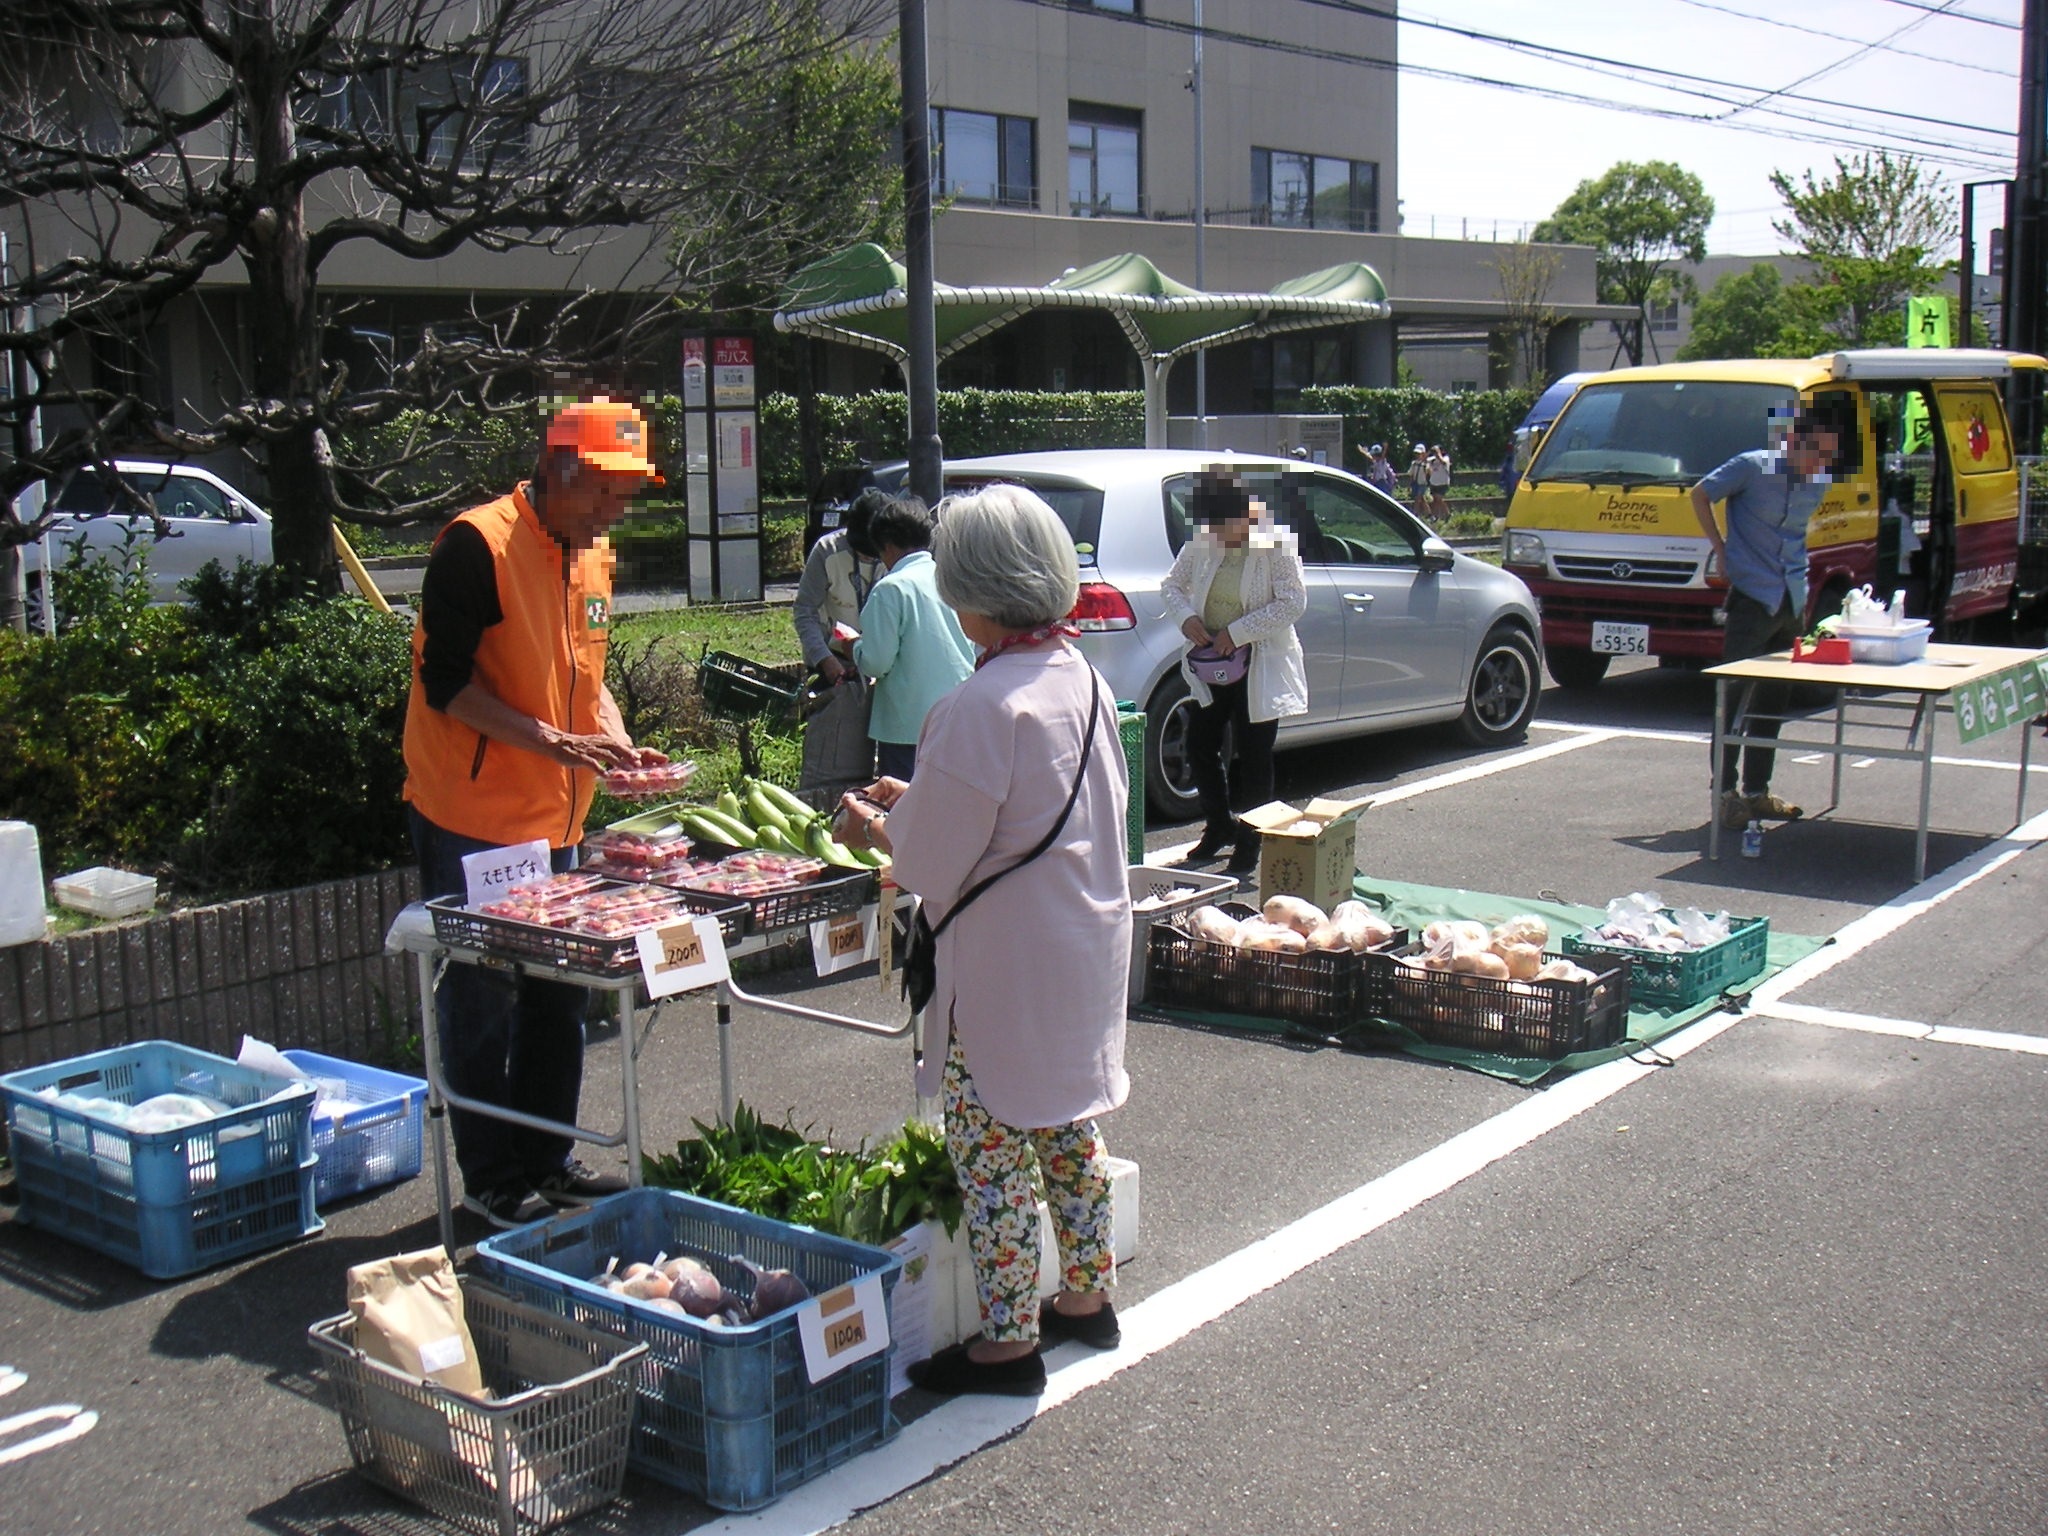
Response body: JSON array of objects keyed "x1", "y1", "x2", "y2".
[{"x1": 1689, "y1": 408, "x2": 1844, "y2": 831}]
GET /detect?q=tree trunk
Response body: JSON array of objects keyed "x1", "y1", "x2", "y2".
[
  {"x1": 0, "y1": 542, "x2": 23, "y2": 635},
  {"x1": 234, "y1": 3, "x2": 339, "y2": 593}
]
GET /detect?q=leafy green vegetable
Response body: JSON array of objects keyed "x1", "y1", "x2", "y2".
[{"x1": 642, "y1": 1102, "x2": 962, "y2": 1245}]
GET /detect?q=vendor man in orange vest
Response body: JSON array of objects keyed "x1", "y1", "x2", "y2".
[{"x1": 403, "y1": 395, "x2": 668, "y2": 1227}]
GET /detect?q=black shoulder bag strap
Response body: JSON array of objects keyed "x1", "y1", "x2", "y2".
[{"x1": 902, "y1": 675, "x2": 1106, "y2": 1005}]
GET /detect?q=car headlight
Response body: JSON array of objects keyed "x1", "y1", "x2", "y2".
[{"x1": 1504, "y1": 531, "x2": 1546, "y2": 566}]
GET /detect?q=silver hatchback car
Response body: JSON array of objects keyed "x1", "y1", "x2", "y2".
[{"x1": 876, "y1": 449, "x2": 1544, "y2": 817}]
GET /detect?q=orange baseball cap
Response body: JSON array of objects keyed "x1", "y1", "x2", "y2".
[{"x1": 546, "y1": 397, "x2": 664, "y2": 484}]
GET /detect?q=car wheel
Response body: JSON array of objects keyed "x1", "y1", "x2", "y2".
[
  {"x1": 1543, "y1": 645, "x2": 1610, "y2": 690},
  {"x1": 1462, "y1": 627, "x2": 1540, "y2": 747},
  {"x1": 1142, "y1": 674, "x2": 1208, "y2": 820}
]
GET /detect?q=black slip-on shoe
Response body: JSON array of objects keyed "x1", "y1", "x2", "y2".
[
  {"x1": 460, "y1": 1182, "x2": 544, "y2": 1230},
  {"x1": 1039, "y1": 1298, "x2": 1120, "y2": 1350},
  {"x1": 907, "y1": 1341, "x2": 1046, "y2": 1397}
]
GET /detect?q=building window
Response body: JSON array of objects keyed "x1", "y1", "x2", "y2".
[
  {"x1": 1068, "y1": 103, "x2": 1141, "y2": 217},
  {"x1": 1252, "y1": 148, "x2": 1378, "y2": 233},
  {"x1": 1071, "y1": 0, "x2": 1138, "y2": 11},
  {"x1": 1648, "y1": 296, "x2": 1681, "y2": 334},
  {"x1": 932, "y1": 108, "x2": 1036, "y2": 209},
  {"x1": 300, "y1": 53, "x2": 528, "y2": 165}
]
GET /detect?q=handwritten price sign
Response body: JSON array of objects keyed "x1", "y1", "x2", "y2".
[
  {"x1": 796, "y1": 1273, "x2": 890, "y2": 1383},
  {"x1": 635, "y1": 913, "x2": 730, "y2": 998},
  {"x1": 460, "y1": 839, "x2": 552, "y2": 909},
  {"x1": 809, "y1": 905, "x2": 878, "y2": 976}
]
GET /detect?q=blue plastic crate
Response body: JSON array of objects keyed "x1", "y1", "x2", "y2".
[
  {"x1": 1, "y1": 1040, "x2": 313, "y2": 1206},
  {"x1": 282, "y1": 1050, "x2": 427, "y2": 1206},
  {"x1": 475, "y1": 1188, "x2": 901, "y2": 1512}
]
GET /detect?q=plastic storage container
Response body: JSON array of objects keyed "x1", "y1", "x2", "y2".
[
  {"x1": 282, "y1": 1049, "x2": 429, "y2": 1206},
  {"x1": 1125, "y1": 865, "x2": 1241, "y2": 1003},
  {"x1": 1, "y1": 1040, "x2": 320, "y2": 1277},
  {"x1": 1833, "y1": 619, "x2": 1931, "y2": 665},
  {"x1": 1144, "y1": 902, "x2": 1405, "y2": 1029},
  {"x1": 1358, "y1": 950, "x2": 1632, "y2": 1059},
  {"x1": 308, "y1": 1278, "x2": 647, "y2": 1536},
  {"x1": 476, "y1": 1188, "x2": 901, "y2": 1512},
  {"x1": 1563, "y1": 914, "x2": 1771, "y2": 1012},
  {"x1": 50, "y1": 864, "x2": 156, "y2": 920}
]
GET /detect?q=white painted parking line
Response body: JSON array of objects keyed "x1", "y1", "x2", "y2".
[
  {"x1": 0, "y1": 1404, "x2": 98, "y2": 1467},
  {"x1": 1364, "y1": 728, "x2": 1619, "y2": 807},
  {"x1": 699, "y1": 1003, "x2": 1752, "y2": 1536},
  {"x1": 0, "y1": 1366, "x2": 23, "y2": 1400},
  {"x1": 1753, "y1": 1000, "x2": 2048, "y2": 1057}
]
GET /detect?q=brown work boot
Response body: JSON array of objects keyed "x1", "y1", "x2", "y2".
[
  {"x1": 1718, "y1": 790, "x2": 1753, "y2": 831},
  {"x1": 1746, "y1": 790, "x2": 1803, "y2": 822}
]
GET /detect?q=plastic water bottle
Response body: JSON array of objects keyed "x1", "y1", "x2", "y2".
[{"x1": 1741, "y1": 819, "x2": 1763, "y2": 859}]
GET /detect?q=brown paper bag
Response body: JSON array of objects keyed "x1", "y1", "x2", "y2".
[{"x1": 345, "y1": 1246, "x2": 486, "y2": 1397}]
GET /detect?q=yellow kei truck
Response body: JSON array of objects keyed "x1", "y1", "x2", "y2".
[{"x1": 1502, "y1": 349, "x2": 2044, "y2": 688}]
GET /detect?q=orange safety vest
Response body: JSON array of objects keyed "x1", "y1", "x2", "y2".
[{"x1": 402, "y1": 485, "x2": 616, "y2": 849}]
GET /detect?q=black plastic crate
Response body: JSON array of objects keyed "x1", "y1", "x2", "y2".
[
  {"x1": 667, "y1": 865, "x2": 875, "y2": 937},
  {"x1": 1144, "y1": 903, "x2": 1405, "y2": 1029},
  {"x1": 698, "y1": 652, "x2": 806, "y2": 725},
  {"x1": 1358, "y1": 948, "x2": 1632, "y2": 1059}
]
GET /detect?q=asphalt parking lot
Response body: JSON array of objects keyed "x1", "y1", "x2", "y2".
[{"x1": 3, "y1": 655, "x2": 2045, "y2": 1535}]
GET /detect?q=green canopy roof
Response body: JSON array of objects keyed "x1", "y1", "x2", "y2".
[
  {"x1": 771, "y1": 244, "x2": 1391, "y2": 365},
  {"x1": 771, "y1": 243, "x2": 1392, "y2": 445}
]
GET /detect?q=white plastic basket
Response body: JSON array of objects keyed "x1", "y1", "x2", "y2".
[
  {"x1": 1127, "y1": 865, "x2": 1240, "y2": 1003},
  {"x1": 51, "y1": 865, "x2": 156, "y2": 920},
  {"x1": 1833, "y1": 619, "x2": 1931, "y2": 666}
]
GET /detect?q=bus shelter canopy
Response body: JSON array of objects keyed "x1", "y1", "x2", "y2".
[{"x1": 771, "y1": 245, "x2": 1393, "y2": 445}]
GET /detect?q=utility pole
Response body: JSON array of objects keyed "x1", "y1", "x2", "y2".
[
  {"x1": 899, "y1": 0, "x2": 942, "y2": 506},
  {"x1": 1960, "y1": 179, "x2": 2012, "y2": 347},
  {"x1": 2008, "y1": 0, "x2": 2046, "y2": 449},
  {"x1": 1192, "y1": 0, "x2": 1207, "y2": 448}
]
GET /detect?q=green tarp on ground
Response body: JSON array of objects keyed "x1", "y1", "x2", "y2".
[{"x1": 1145, "y1": 875, "x2": 1831, "y2": 1087}]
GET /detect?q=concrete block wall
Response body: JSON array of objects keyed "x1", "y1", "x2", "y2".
[{"x1": 0, "y1": 868, "x2": 422, "y2": 1078}]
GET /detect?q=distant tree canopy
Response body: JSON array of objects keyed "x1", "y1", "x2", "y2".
[
  {"x1": 1534, "y1": 160, "x2": 1713, "y2": 368},
  {"x1": 1677, "y1": 262, "x2": 1798, "y2": 362},
  {"x1": 1769, "y1": 150, "x2": 1957, "y2": 351},
  {"x1": 0, "y1": 0, "x2": 891, "y2": 606}
]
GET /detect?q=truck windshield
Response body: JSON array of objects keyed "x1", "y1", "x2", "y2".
[{"x1": 1525, "y1": 381, "x2": 1798, "y2": 486}]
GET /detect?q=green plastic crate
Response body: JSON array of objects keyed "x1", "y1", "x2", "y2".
[
  {"x1": 1562, "y1": 913, "x2": 1770, "y2": 1012},
  {"x1": 1117, "y1": 705, "x2": 1146, "y2": 865}
]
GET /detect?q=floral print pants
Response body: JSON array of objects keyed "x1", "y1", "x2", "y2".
[{"x1": 943, "y1": 1032, "x2": 1116, "y2": 1344}]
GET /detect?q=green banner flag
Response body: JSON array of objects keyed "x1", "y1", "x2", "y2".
[{"x1": 1900, "y1": 295, "x2": 1952, "y2": 455}]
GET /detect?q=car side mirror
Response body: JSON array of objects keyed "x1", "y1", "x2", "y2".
[{"x1": 1418, "y1": 537, "x2": 1457, "y2": 574}]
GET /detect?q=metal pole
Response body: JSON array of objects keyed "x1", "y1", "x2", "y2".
[
  {"x1": 1193, "y1": 0, "x2": 1206, "y2": 449},
  {"x1": 2008, "y1": 0, "x2": 2047, "y2": 449},
  {"x1": 899, "y1": 0, "x2": 942, "y2": 505}
]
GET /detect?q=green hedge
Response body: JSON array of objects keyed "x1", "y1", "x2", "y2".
[{"x1": 345, "y1": 386, "x2": 1536, "y2": 509}]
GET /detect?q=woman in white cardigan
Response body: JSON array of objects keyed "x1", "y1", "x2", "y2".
[
  {"x1": 837, "y1": 484, "x2": 1132, "y2": 1397},
  {"x1": 1158, "y1": 468, "x2": 1310, "y2": 875}
]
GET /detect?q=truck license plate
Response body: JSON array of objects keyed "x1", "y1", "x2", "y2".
[{"x1": 1590, "y1": 622, "x2": 1651, "y2": 656}]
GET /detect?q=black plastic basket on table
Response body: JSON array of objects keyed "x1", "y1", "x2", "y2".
[
  {"x1": 1356, "y1": 948, "x2": 1633, "y2": 1059},
  {"x1": 658, "y1": 864, "x2": 875, "y2": 938},
  {"x1": 698, "y1": 652, "x2": 807, "y2": 727},
  {"x1": 426, "y1": 885, "x2": 750, "y2": 977}
]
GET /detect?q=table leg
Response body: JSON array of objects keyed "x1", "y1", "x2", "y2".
[
  {"x1": 2018, "y1": 713, "x2": 2034, "y2": 828},
  {"x1": 618, "y1": 984, "x2": 643, "y2": 1190},
  {"x1": 1829, "y1": 693, "x2": 1846, "y2": 811},
  {"x1": 1915, "y1": 704, "x2": 1936, "y2": 884},
  {"x1": 1710, "y1": 675, "x2": 1727, "y2": 862},
  {"x1": 715, "y1": 979, "x2": 736, "y2": 1124},
  {"x1": 415, "y1": 951, "x2": 456, "y2": 1258}
]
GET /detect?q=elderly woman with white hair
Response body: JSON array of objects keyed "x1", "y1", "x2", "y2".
[{"x1": 836, "y1": 484, "x2": 1132, "y2": 1398}]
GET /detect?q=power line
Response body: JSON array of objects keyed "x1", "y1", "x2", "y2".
[
  {"x1": 1875, "y1": 0, "x2": 2021, "y2": 28},
  {"x1": 1673, "y1": 0, "x2": 2017, "y2": 77},
  {"x1": 1719, "y1": 0, "x2": 1961, "y2": 117},
  {"x1": 1000, "y1": 1, "x2": 2017, "y2": 176},
  {"x1": 1288, "y1": 0, "x2": 2014, "y2": 141}
]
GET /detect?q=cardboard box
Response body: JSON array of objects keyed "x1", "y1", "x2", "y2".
[{"x1": 1241, "y1": 797, "x2": 1370, "y2": 913}]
